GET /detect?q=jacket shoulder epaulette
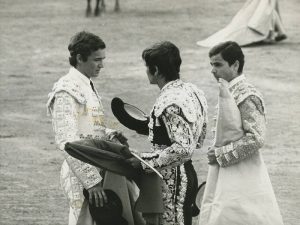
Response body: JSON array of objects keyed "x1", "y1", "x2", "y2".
[{"x1": 46, "y1": 75, "x2": 87, "y2": 115}]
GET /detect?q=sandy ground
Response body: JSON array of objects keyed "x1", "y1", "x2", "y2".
[{"x1": 0, "y1": 0, "x2": 299, "y2": 224}]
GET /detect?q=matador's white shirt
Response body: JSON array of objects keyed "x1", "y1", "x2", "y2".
[{"x1": 47, "y1": 67, "x2": 114, "y2": 219}]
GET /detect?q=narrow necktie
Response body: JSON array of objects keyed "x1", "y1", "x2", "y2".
[{"x1": 90, "y1": 81, "x2": 96, "y2": 93}]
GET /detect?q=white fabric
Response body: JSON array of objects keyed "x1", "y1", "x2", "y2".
[
  {"x1": 69, "y1": 207, "x2": 82, "y2": 225},
  {"x1": 199, "y1": 79, "x2": 284, "y2": 225},
  {"x1": 200, "y1": 154, "x2": 284, "y2": 225},
  {"x1": 197, "y1": 0, "x2": 287, "y2": 47},
  {"x1": 215, "y1": 79, "x2": 244, "y2": 147}
]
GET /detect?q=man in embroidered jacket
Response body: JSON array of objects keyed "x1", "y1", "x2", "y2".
[
  {"x1": 47, "y1": 31, "x2": 124, "y2": 225},
  {"x1": 126, "y1": 41, "x2": 208, "y2": 225},
  {"x1": 207, "y1": 41, "x2": 267, "y2": 166},
  {"x1": 208, "y1": 42, "x2": 265, "y2": 167},
  {"x1": 205, "y1": 41, "x2": 284, "y2": 224}
]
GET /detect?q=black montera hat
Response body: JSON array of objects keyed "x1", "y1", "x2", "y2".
[{"x1": 111, "y1": 97, "x2": 149, "y2": 135}]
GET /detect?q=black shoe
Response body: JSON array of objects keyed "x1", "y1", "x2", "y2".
[{"x1": 275, "y1": 34, "x2": 287, "y2": 42}]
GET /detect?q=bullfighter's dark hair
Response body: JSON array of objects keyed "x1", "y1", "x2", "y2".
[
  {"x1": 68, "y1": 31, "x2": 106, "y2": 67},
  {"x1": 209, "y1": 41, "x2": 245, "y2": 74},
  {"x1": 142, "y1": 41, "x2": 182, "y2": 81}
]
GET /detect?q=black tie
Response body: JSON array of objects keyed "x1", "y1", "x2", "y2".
[{"x1": 90, "y1": 81, "x2": 96, "y2": 93}]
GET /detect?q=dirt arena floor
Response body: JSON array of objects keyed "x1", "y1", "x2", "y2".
[{"x1": 0, "y1": 0, "x2": 299, "y2": 224}]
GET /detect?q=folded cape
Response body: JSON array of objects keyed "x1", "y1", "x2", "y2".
[
  {"x1": 65, "y1": 139, "x2": 139, "y2": 179},
  {"x1": 65, "y1": 139, "x2": 164, "y2": 214},
  {"x1": 215, "y1": 79, "x2": 244, "y2": 147}
]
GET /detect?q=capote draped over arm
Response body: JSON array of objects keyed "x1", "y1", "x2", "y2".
[{"x1": 215, "y1": 96, "x2": 266, "y2": 167}]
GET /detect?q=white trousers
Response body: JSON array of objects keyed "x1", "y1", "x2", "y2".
[{"x1": 68, "y1": 207, "x2": 78, "y2": 225}]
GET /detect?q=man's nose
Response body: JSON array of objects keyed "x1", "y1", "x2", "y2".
[
  {"x1": 98, "y1": 61, "x2": 103, "y2": 68},
  {"x1": 211, "y1": 67, "x2": 216, "y2": 74}
]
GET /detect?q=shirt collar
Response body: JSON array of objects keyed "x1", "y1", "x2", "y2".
[
  {"x1": 69, "y1": 67, "x2": 92, "y2": 87},
  {"x1": 160, "y1": 79, "x2": 181, "y2": 93},
  {"x1": 229, "y1": 74, "x2": 245, "y2": 89}
]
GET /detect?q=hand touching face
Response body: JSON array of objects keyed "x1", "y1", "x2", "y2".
[{"x1": 210, "y1": 53, "x2": 238, "y2": 82}]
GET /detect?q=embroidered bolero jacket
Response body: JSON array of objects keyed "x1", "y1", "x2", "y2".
[
  {"x1": 47, "y1": 67, "x2": 114, "y2": 210},
  {"x1": 214, "y1": 75, "x2": 267, "y2": 167},
  {"x1": 140, "y1": 79, "x2": 208, "y2": 172}
]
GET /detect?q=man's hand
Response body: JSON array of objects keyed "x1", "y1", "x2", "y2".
[
  {"x1": 125, "y1": 157, "x2": 142, "y2": 169},
  {"x1": 87, "y1": 182, "x2": 107, "y2": 207},
  {"x1": 109, "y1": 131, "x2": 129, "y2": 147},
  {"x1": 207, "y1": 146, "x2": 218, "y2": 165}
]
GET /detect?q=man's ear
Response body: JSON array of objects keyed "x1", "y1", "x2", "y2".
[
  {"x1": 76, "y1": 54, "x2": 83, "y2": 64},
  {"x1": 154, "y1": 66, "x2": 159, "y2": 76},
  {"x1": 232, "y1": 60, "x2": 239, "y2": 73}
]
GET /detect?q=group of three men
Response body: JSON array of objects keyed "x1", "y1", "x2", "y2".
[{"x1": 47, "y1": 31, "x2": 284, "y2": 225}]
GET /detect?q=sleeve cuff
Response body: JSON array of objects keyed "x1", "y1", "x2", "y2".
[
  {"x1": 105, "y1": 128, "x2": 117, "y2": 140},
  {"x1": 141, "y1": 159, "x2": 157, "y2": 173},
  {"x1": 83, "y1": 176, "x2": 102, "y2": 190},
  {"x1": 140, "y1": 152, "x2": 159, "y2": 173},
  {"x1": 215, "y1": 142, "x2": 235, "y2": 166},
  {"x1": 82, "y1": 168, "x2": 102, "y2": 189}
]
